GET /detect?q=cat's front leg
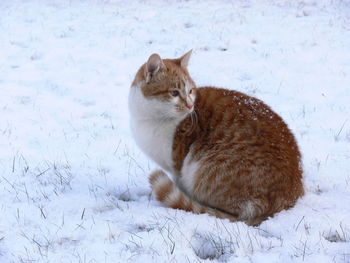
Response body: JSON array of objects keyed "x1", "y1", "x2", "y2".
[
  {"x1": 149, "y1": 170, "x2": 172, "y2": 201},
  {"x1": 149, "y1": 170, "x2": 199, "y2": 212}
]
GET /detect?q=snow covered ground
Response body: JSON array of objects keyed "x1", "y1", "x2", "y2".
[{"x1": 1, "y1": 0, "x2": 350, "y2": 262}]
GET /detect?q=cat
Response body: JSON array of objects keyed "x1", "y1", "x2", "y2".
[{"x1": 128, "y1": 50, "x2": 304, "y2": 226}]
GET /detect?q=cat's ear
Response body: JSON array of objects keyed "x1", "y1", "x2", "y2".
[
  {"x1": 179, "y1": 49, "x2": 193, "y2": 68},
  {"x1": 146, "y1": 53, "x2": 164, "y2": 83}
]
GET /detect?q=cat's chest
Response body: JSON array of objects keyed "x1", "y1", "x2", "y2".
[{"x1": 130, "y1": 118, "x2": 177, "y2": 172}]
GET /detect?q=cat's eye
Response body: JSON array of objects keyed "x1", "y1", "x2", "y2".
[
  {"x1": 170, "y1": 90, "x2": 180, "y2": 97},
  {"x1": 189, "y1": 88, "x2": 193, "y2": 94}
]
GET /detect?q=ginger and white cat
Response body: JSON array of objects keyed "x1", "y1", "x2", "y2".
[{"x1": 129, "y1": 50, "x2": 303, "y2": 226}]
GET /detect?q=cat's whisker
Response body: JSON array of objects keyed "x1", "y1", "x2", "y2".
[
  {"x1": 184, "y1": 110, "x2": 198, "y2": 135},
  {"x1": 191, "y1": 110, "x2": 198, "y2": 127}
]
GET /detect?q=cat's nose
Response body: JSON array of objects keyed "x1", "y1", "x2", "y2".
[{"x1": 186, "y1": 104, "x2": 194, "y2": 110}]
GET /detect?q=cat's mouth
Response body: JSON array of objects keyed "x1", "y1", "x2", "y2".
[{"x1": 175, "y1": 105, "x2": 194, "y2": 114}]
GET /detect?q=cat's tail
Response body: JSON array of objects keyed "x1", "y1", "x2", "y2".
[{"x1": 149, "y1": 170, "x2": 243, "y2": 223}]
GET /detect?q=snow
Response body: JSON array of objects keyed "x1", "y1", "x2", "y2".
[{"x1": 1, "y1": 0, "x2": 350, "y2": 262}]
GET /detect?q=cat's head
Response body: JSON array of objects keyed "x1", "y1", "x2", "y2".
[{"x1": 130, "y1": 50, "x2": 196, "y2": 121}]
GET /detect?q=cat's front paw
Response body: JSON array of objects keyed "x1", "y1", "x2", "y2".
[
  {"x1": 148, "y1": 169, "x2": 175, "y2": 202},
  {"x1": 149, "y1": 169, "x2": 169, "y2": 188}
]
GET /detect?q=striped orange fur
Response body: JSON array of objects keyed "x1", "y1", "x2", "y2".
[{"x1": 129, "y1": 51, "x2": 304, "y2": 226}]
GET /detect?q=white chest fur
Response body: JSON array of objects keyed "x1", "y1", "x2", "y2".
[{"x1": 129, "y1": 86, "x2": 180, "y2": 172}]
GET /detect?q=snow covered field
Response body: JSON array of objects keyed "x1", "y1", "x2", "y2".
[{"x1": 1, "y1": 0, "x2": 350, "y2": 262}]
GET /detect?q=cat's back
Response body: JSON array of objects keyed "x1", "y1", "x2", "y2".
[
  {"x1": 194, "y1": 87, "x2": 300, "y2": 156},
  {"x1": 176, "y1": 86, "x2": 300, "y2": 153}
]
